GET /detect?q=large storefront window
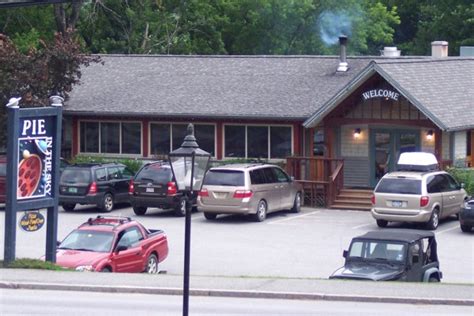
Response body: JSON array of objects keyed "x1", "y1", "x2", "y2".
[
  {"x1": 224, "y1": 125, "x2": 292, "y2": 159},
  {"x1": 150, "y1": 124, "x2": 171, "y2": 156},
  {"x1": 151, "y1": 123, "x2": 215, "y2": 157},
  {"x1": 122, "y1": 123, "x2": 141, "y2": 154},
  {"x1": 225, "y1": 125, "x2": 245, "y2": 157},
  {"x1": 79, "y1": 121, "x2": 142, "y2": 155},
  {"x1": 270, "y1": 126, "x2": 292, "y2": 158},
  {"x1": 248, "y1": 126, "x2": 268, "y2": 158},
  {"x1": 80, "y1": 122, "x2": 99, "y2": 153},
  {"x1": 100, "y1": 122, "x2": 120, "y2": 153}
]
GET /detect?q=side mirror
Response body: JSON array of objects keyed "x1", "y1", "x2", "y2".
[
  {"x1": 343, "y1": 250, "x2": 348, "y2": 258},
  {"x1": 116, "y1": 245, "x2": 128, "y2": 253},
  {"x1": 290, "y1": 176, "x2": 295, "y2": 182},
  {"x1": 56, "y1": 240, "x2": 61, "y2": 246},
  {"x1": 461, "y1": 183, "x2": 465, "y2": 189}
]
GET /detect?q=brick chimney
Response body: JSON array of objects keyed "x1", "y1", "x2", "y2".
[{"x1": 431, "y1": 41, "x2": 448, "y2": 58}]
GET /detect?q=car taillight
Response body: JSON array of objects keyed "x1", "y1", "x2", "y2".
[
  {"x1": 233, "y1": 190, "x2": 253, "y2": 199},
  {"x1": 371, "y1": 194, "x2": 375, "y2": 205},
  {"x1": 88, "y1": 181, "x2": 97, "y2": 195},
  {"x1": 420, "y1": 196, "x2": 429, "y2": 207},
  {"x1": 167, "y1": 181, "x2": 177, "y2": 196},
  {"x1": 198, "y1": 188, "x2": 209, "y2": 197},
  {"x1": 128, "y1": 180, "x2": 135, "y2": 194}
]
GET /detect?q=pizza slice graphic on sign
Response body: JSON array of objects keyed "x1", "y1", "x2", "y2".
[{"x1": 17, "y1": 152, "x2": 42, "y2": 198}]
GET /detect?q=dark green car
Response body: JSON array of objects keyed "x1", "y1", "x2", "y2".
[{"x1": 330, "y1": 230, "x2": 442, "y2": 282}]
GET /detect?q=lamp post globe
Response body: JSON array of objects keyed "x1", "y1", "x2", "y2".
[{"x1": 168, "y1": 123, "x2": 211, "y2": 316}]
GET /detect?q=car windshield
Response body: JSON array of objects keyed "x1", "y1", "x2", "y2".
[
  {"x1": 203, "y1": 170, "x2": 245, "y2": 186},
  {"x1": 348, "y1": 240, "x2": 406, "y2": 263},
  {"x1": 135, "y1": 164, "x2": 171, "y2": 183},
  {"x1": 59, "y1": 230, "x2": 114, "y2": 252},
  {"x1": 60, "y1": 168, "x2": 91, "y2": 183},
  {"x1": 376, "y1": 178, "x2": 421, "y2": 194}
]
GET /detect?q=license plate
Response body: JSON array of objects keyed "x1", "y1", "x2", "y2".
[
  {"x1": 146, "y1": 187, "x2": 154, "y2": 193},
  {"x1": 392, "y1": 200, "x2": 403, "y2": 207},
  {"x1": 214, "y1": 192, "x2": 227, "y2": 199},
  {"x1": 68, "y1": 187, "x2": 78, "y2": 193}
]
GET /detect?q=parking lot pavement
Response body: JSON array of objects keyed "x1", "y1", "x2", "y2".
[{"x1": 0, "y1": 205, "x2": 473, "y2": 284}]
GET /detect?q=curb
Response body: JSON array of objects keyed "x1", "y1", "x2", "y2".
[{"x1": 1, "y1": 281, "x2": 473, "y2": 306}]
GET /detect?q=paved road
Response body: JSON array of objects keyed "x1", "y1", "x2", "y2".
[
  {"x1": 0, "y1": 204, "x2": 472, "y2": 284},
  {"x1": 1, "y1": 288, "x2": 473, "y2": 316}
]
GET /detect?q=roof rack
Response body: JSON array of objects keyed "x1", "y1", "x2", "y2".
[{"x1": 83, "y1": 215, "x2": 133, "y2": 227}]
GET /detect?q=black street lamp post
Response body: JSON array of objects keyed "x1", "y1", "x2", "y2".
[{"x1": 168, "y1": 124, "x2": 211, "y2": 316}]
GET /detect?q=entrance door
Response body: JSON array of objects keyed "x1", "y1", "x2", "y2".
[{"x1": 370, "y1": 129, "x2": 420, "y2": 187}]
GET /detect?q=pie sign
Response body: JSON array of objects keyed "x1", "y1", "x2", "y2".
[
  {"x1": 19, "y1": 211, "x2": 45, "y2": 232},
  {"x1": 17, "y1": 118, "x2": 54, "y2": 200}
]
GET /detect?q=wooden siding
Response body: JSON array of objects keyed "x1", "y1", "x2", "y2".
[{"x1": 343, "y1": 156, "x2": 370, "y2": 188}]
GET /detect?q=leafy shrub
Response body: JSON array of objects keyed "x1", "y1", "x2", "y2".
[
  {"x1": 447, "y1": 167, "x2": 474, "y2": 196},
  {"x1": 70, "y1": 155, "x2": 144, "y2": 173}
]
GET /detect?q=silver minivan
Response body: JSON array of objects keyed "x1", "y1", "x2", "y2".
[
  {"x1": 197, "y1": 164, "x2": 302, "y2": 222},
  {"x1": 371, "y1": 153, "x2": 467, "y2": 230}
]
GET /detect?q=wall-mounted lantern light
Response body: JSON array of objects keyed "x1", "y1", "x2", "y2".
[
  {"x1": 353, "y1": 128, "x2": 361, "y2": 139},
  {"x1": 426, "y1": 130, "x2": 434, "y2": 141}
]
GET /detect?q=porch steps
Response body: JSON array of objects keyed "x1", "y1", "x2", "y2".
[{"x1": 330, "y1": 189, "x2": 373, "y2": 211}]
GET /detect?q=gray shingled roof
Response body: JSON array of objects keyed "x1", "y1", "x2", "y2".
[
  {"x1": 304, "y1": 58, "x2": 474, "y2": 131},
  {"x1": 65, "y1": 55, "x2": 372, "y2": 121},
  {"x1": 375, "y1": 58, "x2": 474, "y2": 131}
]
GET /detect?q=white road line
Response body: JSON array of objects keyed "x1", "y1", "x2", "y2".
[
  {"x1": 352, "y1": 223, "x2": 374, "y2": 230},
  {"x1": 436, "y1": 224, "x2": 460, "y2": 234},
  {"x1": 268, "y1": 210, "x2": 320, "y2": 225}
]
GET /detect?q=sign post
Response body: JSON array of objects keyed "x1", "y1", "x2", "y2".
[{"x1": 3, "y1": 96, "x2": 63, "y2": 265}]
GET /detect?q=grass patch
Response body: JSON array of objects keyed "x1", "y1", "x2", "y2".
[{"x1": 1, "y1": 258, "x2": 70, "y2": 271}]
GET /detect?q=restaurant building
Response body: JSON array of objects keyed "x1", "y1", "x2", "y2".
[{"x1": 64, "y1": 39, "x2": 473, "y2": 209}]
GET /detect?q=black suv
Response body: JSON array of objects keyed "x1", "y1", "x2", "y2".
[
  {"x1": 59, "y1": 163, "x2": 134, "y2": 212},
  {"x1": 129, "y1": 161, "x2": 195, "y2": 216},
  {"x1": 330, "y1": 230, "x2": 442, "y2": 282}
]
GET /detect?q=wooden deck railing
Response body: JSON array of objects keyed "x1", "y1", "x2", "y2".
[{"x1": 286, "y1": 157, "x2": 344, "y2": 207}]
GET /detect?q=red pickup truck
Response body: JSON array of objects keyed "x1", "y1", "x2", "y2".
[{"x1": 56, "y1": 216, "x2": 168, "y2": 273}]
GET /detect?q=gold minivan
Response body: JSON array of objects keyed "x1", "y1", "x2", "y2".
[
  {"x1": 197, "y1": 164, "x2": 302, "y2": 222},
  {"x1": 371, "y1": 153, "x2": 467, "y2": 230}
]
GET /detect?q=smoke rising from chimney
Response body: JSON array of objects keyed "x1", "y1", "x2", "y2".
[{"x1": 318, "y1": 10, "x2": 353, "y2": 46}]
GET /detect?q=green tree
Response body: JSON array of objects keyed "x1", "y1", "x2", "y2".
[
  {"x1": 382, "y1": 0, "x2": 474, "y2": 56},
  {"x1": 0, "y1": 31, "x2": 100, "y2": 147}
]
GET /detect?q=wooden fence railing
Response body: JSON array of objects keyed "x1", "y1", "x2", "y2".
[{"x1": 286, "y1": 157, "x2": 344, "y2": 207}]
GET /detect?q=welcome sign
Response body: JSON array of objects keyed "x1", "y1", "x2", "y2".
[
  {"x1": 362, "y1": 89, "x2": 400, "y2": 101},
  {"x1": 17, "y1": 117, "x2": 55, "y2": 200}
]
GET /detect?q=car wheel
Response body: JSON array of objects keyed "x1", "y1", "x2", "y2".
[
  {"x1": 204, "y1": 212, "x2": 217, "y2": 220},
  {"x1": 426, "y1": 209, "x2": 440, "y2": 230},
  {"x1": 133, "y1": 206, "x2": 147, "y2": 215},
  {"x1": 100, "y1": 267, "x2": 111, "y2": 273},
  {"x1": 100, "y1": 193, "x2": 114, "y2": 212},
  {"x1": 145, "y1": 253, "x2": 158, "y2": 274},
  {"x1": 174, "y1": 197, "x2": 186, "y2": 217},
  {"x1": 460, "y1": 224, "x2": 472, "y2": 232},
  {"x1": 62, "y1": 203, "x2": 76, "y2": 212},
  {"x1": 253, "y1": 200, "x2": 267, "y2": 222},
  {"x1": 428, "y1": 276, "x2": 440, "y2": 282},
  {"x1": 291, "y1": 192, "x2": 302, "y2": 213},
  {"x1": 376, "y1": 219, "x2": 388, "y2": 228}
]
